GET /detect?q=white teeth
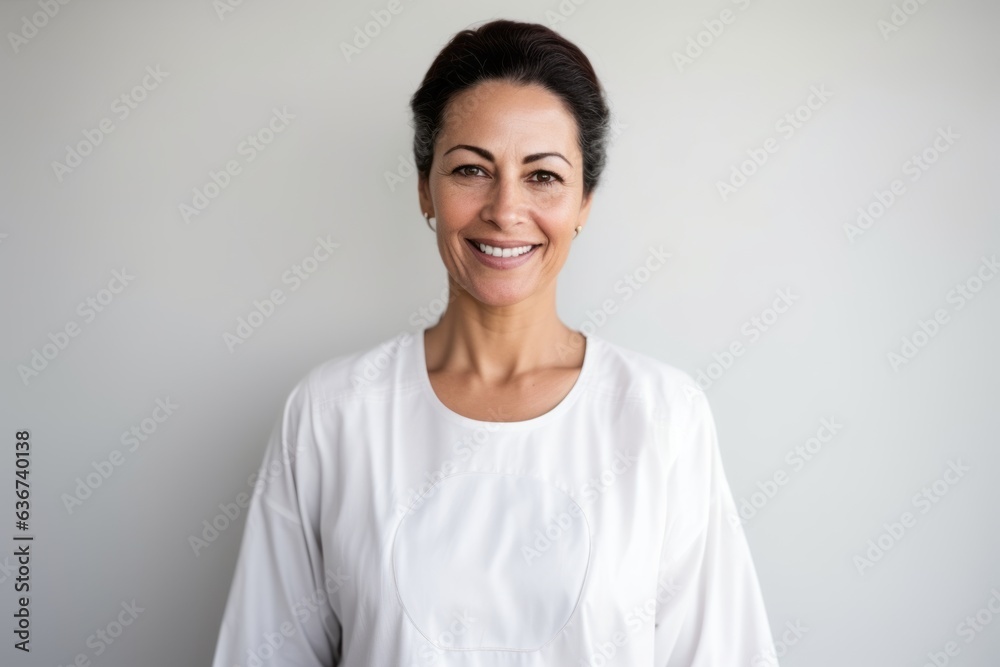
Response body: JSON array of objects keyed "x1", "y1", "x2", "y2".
[{"x1": 476, "y1": 242, "x2": 536, "y2": 257}]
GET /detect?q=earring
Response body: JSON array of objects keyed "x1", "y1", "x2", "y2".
[
  {"x1": 424, "y1": 212, "x2": 436, "y2": 232},
  {"x1": 573, "y1": 225, "x2": 582, "y2": 239}
]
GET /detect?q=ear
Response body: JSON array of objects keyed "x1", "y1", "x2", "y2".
[
  {"x1": 577, "y1": 189, "x2": 594, "y2": 227},
  {"x1": 417, "y1": 173, "x2": 432, "y2": 216}
]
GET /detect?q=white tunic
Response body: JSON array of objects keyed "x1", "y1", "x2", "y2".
[{"x1": 211, "y1": 329, "x2": 778, "y2": 666}]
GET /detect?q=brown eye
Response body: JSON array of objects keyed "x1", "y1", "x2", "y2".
[
  {"x1": 453, "y1": 165, "x2": 487, "y2": 177},
  {"x1": 531, "y1": 170, "x2": 563, "y2": 186}
]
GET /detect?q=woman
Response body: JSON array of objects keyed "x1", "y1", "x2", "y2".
[{"x1": 212, "y1": 19, "x2": 777, "y2": 667}]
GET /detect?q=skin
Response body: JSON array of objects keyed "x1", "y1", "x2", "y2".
[{"x1": 416, "y1": 79, "x2": 594, "y2": 422}]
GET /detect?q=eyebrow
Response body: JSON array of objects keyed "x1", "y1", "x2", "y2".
[{"x1": 442, "y1": 144, "x2": 572, "y2": 167}]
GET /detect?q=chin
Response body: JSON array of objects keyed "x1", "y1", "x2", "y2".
[{"x1": 468, "y1": 280, "x2": 536, "y2": 307}]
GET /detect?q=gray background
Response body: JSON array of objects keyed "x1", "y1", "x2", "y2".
[{"x1": 1, "y1": 0, "x2": 998, "y2": 665}]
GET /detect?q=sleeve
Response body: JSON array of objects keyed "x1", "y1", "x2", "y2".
[
  {"x1": 211, "y1": 377, "x2": 342, "y2": 667},
  {"x1": 653, "y1": 384, "x2": 778, "y2": 667}
]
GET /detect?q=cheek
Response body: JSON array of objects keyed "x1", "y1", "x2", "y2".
[
  {"x1": 436, "y1": 184, "x2": 483, "y2": 217},
  {"x1": 536, "y1": 191, "x2": 582, "y2": 224},
  {"x1": 529, "y1": 180, "x2": 585, "y2": 209}
]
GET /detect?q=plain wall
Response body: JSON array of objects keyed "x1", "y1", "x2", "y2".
[{"x1": 1, "y1": 0, "x2": 998, "y2": 665}]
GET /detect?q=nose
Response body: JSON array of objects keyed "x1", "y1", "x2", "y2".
[{"x1": 481, "y1": 173, "x2": 526, "y2": 229}]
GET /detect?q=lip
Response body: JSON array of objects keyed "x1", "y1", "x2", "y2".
[
  {"x1": 467, "y1": 238, "x2": 544, "y2": 248},
  {"x1": 465, "y1": 238, "x2": 541, "y2": 270}
]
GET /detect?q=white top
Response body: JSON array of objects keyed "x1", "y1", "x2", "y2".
[{"x1": 211, "y1": 329, "x2": 778, "y2": 666}]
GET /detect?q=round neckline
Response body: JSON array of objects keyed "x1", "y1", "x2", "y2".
[{"x1": 415, "y1": 327, "x2": 596, "y2": 430}]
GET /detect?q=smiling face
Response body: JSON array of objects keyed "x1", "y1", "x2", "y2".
[{"x1": 418, "y1": 79, "x2": 593, "y2": 308}]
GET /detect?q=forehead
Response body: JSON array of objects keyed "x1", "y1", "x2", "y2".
[{"x1": 439, "y1": 80, "x2": 580, "y2": 156}]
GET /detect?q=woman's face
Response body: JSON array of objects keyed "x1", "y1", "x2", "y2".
[{"x1": 418, "y1": 79, "x2": 593, "y2": 308}]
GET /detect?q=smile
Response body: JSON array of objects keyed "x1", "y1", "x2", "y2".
[
  {"x1": 464, "y1": 238, "x2": 542, "y2": 269},
  {"x1": 472, "y1": 241, "x2": 538, "y2": 257}
]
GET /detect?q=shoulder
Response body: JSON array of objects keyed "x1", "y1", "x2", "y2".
[
  {"x1": 258, "y1": 330, "x2": 417, "y2": 471},
  {"x1": 588, "y1": 335, "x2": 714, "y2": 464},
  {"x1": 587, "y1": 334, "x2": 705, "y2": 413},
  {"x1": 286, "y1": 329, "x2": 418, "y2": 414}
]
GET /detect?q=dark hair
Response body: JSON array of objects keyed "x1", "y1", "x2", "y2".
[{"x1": 409, "y1": 19, "x2": 611, "y2": 198}]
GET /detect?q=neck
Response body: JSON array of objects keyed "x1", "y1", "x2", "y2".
[{"x1": 423, "y1": 282, "x2": 585, "y2": 380}]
